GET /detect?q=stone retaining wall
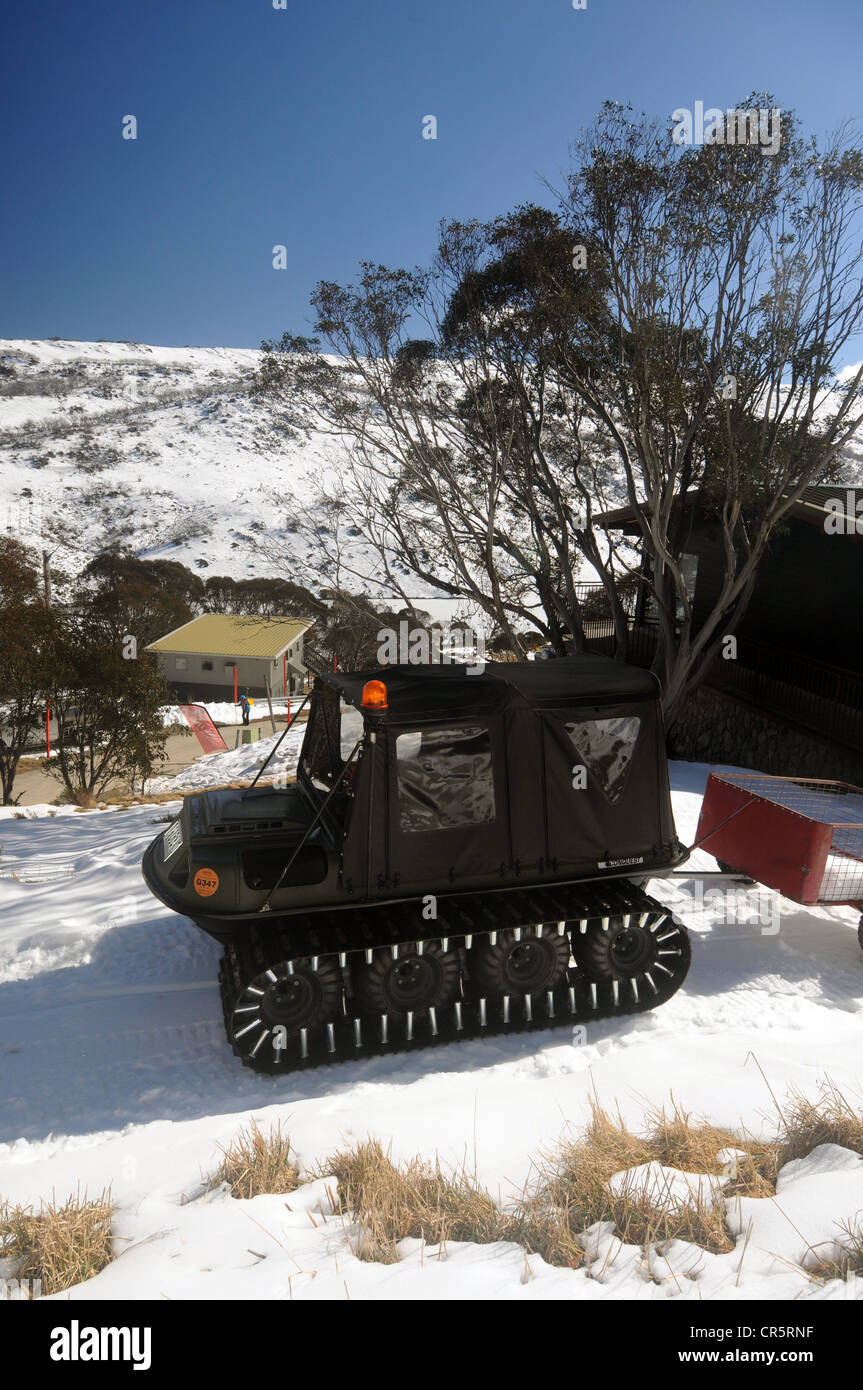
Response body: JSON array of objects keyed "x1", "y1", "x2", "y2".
[{"x1": 667, "y1": 684, "x2": 863, "y2": 784}]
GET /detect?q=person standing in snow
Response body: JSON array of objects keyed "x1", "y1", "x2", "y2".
[{"x1": 238, "y1": 693, "x2": 251, "y2": 726}]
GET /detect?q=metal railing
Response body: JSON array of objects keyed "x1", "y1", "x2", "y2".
[
  {"x1": 303, "y1": 640, "x2": 334, "y2": 678},
  {"x1": 706, "y1": 638, "x2": 863, "y2": 751},
  {"x1": 573, "y1": 580, "x2": 642, "y2": 625}
]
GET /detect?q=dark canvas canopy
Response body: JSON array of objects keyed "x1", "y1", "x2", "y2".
[
  {"x1": 325, "y1": 654, "x2": 659, "y2": 718},
  {"x1": 307, "y1": 656, "x2": 679, "y2": 899}
]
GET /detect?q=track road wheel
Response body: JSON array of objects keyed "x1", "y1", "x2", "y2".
[
  {"x1": 470, "y1": 924, "x2": 570, "y2": 997},
  {"x1": 354, "y1": 940, "x2": 460, "y2": 1016},
  {"x1": 572, "y1": 910, "x2": 691, "y2": 1005},
  {"x1": 222, "y1": 941, "x2": 343, "y2": 1072}
]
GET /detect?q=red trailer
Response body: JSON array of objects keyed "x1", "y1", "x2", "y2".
[{"x1": 695, "y1": 773, "x2": 863, "y2": 924}]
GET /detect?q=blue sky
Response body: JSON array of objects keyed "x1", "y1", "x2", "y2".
[{"x1": 1, "y1": 0, "x2": 861, "y2": 349}]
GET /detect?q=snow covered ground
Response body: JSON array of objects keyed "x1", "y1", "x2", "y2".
[
  {"x1": 147, "y1": 726, "x2": 306, "y2": 793},
  {"x1": 161, "y1": 701, "x2": 293, "y2": 729},
  {"x1": 0, "y1": 760, "x2": 861, "y2": 1301}
]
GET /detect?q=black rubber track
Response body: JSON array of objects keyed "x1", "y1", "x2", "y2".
[{"x1": 219, "y1": 879, "x2": 691, "y2": 1074}]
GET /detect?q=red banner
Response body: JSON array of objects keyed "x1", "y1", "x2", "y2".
[{"x1": 179, "y1": 704, "x2": 229, "y2": 754}]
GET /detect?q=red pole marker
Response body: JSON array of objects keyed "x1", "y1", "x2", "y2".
[
  {"x1": 287, "y1": 697, "x2": 291, "y2": 722},
  {"x1": 46, "y1": 705, "x2": 51, "y2": 760},
  {"x1": 233, "y1": 665, "x2": 238, "y2": 703},
  {"x1": 283, "y1": 653, "x2": 287, "y2": 696}
]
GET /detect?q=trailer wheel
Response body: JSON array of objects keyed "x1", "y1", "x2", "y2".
[
  {"x1": 471, "y1": 925, "x2": 570, "y2": 997},
  {"x1": 354, "y1": 940, "x2": 460, "y2": 1015}
]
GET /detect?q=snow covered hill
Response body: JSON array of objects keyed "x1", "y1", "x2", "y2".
[
  {"x1": 1, "y1": 763, "x2": 861, "y2": 1301},
  {"x1": 0, "y1": 338, "x2": 373, "y2": 590},
  {"x1": 3, "y1": 340, "x2": 861, "y2": 612}
]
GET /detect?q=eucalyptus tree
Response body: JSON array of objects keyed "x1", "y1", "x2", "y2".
[{"x1": 257, "y1": 96, "x2": 863, "y2": 719}]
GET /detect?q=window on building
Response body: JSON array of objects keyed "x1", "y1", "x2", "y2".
[
  {"x1": 175, "y1": 657, "x2": 187, "y2": 671},
  {"x1": 396, "y1": 726, "x2": 495, "y2": 833},
  {"x1": 202, "y1": 661, "x2": 213, "y2": 671}
]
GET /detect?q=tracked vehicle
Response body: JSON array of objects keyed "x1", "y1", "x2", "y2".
[{"x1": 142, "y1": 656, "x2": 692, "y2": 1072}]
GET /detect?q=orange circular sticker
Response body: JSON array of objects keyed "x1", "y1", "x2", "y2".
[{"x1": 193, "y1": 868, "x2": 219, "y2": 898}]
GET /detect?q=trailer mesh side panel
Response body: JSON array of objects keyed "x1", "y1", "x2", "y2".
[{"x1": 715, "y1": 773, "x2": 863, "y2": 903}]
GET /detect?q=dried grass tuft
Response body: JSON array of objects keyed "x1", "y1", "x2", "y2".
[
  {"x1": 537, "y1": 1096, "x2": 655, "y2": 1229},
  {"x1": 606, "y1": 1175, "x2": 734, "y2": 1255},
  {"x1": 321, "y1": 1139, "x2": 503, "y2": 1263},
  {"x1": 777, "y1": 1080, "x2": 863, "y2": 1167},
  {"x1": 212, "y1": 1119, "x2": 299, "y2": 1200},
  {"x1": 646, "y1": 1097, "x2": 779, "y2": 1198},
  {"x1": 806, "y1": 1219, "x2": 863, "y2": 1283},
  {"x1": 0, "y1": 1188, "x2": 114, "y2": 1295}
]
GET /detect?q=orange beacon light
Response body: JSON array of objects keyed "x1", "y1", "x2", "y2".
[{"x1": 361, "y1": 680, "x2": 389, "y2": 711}]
